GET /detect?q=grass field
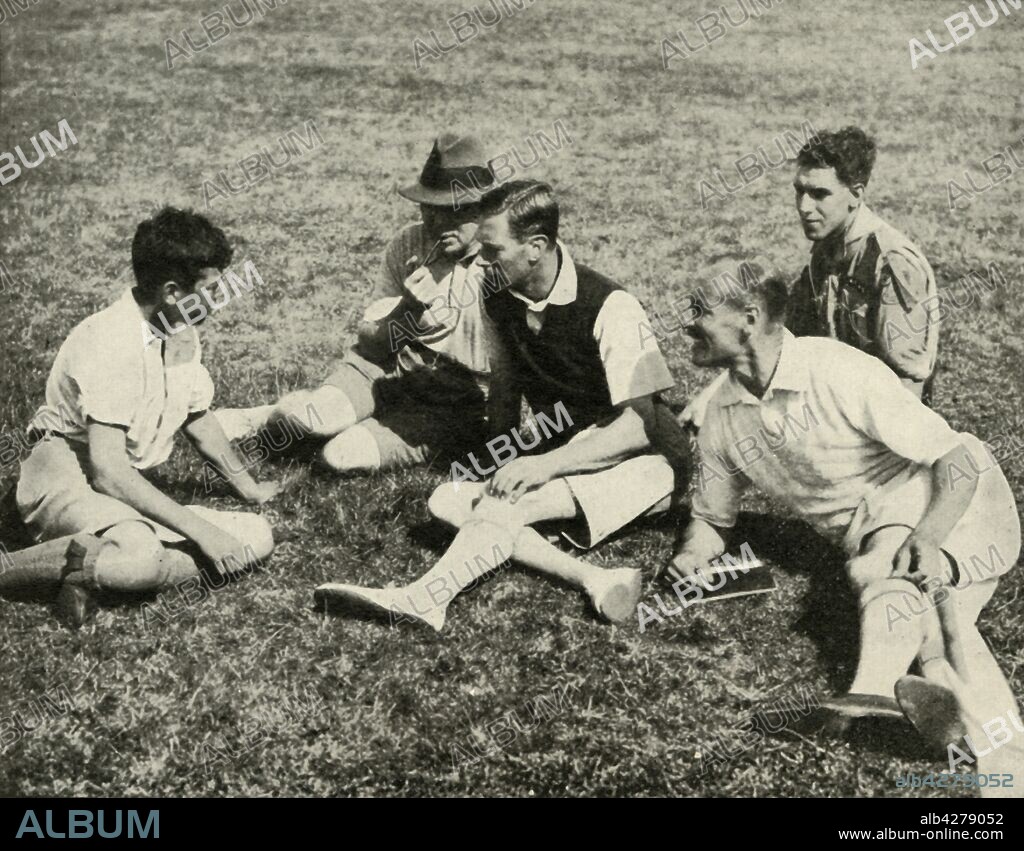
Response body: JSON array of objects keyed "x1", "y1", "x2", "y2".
[{"x1": 0, "y1": 0, "x2": 1023, "y2": 797}]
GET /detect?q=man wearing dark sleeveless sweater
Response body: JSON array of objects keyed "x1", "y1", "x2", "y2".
[{"x1": 315, "y1": 181, "x2": 689, "y2": 629}]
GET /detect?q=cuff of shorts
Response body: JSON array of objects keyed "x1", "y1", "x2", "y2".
[
  {"x1": 688, "y1": 509, "x2": 738, "y2": 531},
  {"x1": 561, "y1": 455, "x2": 675, "y2": 549}
]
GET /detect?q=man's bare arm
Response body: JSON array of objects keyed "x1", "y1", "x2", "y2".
[
  {"x1": 542, "y1": 396, "x2": 658, "y2": 478},
  {"x1": 486, "y1": 397, "x2": 658, "y2": 502},
  {"x1": 356, "y1": 295, "x2": 423, "y2": 360},
  {"x1": 86, "y1": 421, "x2": 248, "y2": 573},
  {"x1": 893, "y1": 441, "x2": 980, "y2": 583},
  {"x1": 917, "y1": 442, "x2": 979, "y2": 542},
  {"x1": 183, "y1": 411, "x2": 280, "y2": 504},
  {"x1": 662, "y1": 517, "x2": 730, "y2": 583}
]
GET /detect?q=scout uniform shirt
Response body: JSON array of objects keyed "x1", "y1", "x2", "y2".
[
  {"x1": 787, "y1": 204, "x2": 938, "y2": 386},
  {"x1": 372, "y1": 222, "x2": 497, "y2": 402}
]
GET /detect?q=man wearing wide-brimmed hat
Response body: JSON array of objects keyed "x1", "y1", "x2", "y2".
[{"x1": 216, "y1": 133, "x2": 508, "y2": 472}]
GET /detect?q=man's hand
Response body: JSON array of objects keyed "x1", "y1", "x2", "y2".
[
  {"x1": 662, "y1": 518, "x2": 728, "y2": 584},
  {"x1": 236, "y1": 479, "x2": 283, "y2": 506},
  {"x1": 892, "y1": 532, "x2": 951, "y2": 588},
  {"x1": 679, "y1": 372, "x2": 729, "y2": 431},
  {"x1": 194, "y1": 527, "x2": 256, "y2": 576},
  {"x1": 660, "y1": 549, "x2": 711, "y2": 585},
  {"x1": 402, "y1": 256, "x2": 442, "y2": 307},
  {"x1": 677, "y1": 400, "x2": 702, "y2": 431},
  {"x1": 487, "y1": 456, "x2": 555, "y2": 503}
]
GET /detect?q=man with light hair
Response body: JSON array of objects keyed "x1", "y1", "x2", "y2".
[{"x1": 667, "y1": 266, "x2": 1019, "y2": 750}]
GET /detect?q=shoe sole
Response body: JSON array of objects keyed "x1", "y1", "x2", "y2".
[
  {"x1": 314, "y1": 583, "x2": 444, "y2": 631},
  {"x1": 895, "y1": 674, "x2": 967, "y2": 754},
  {"x1": 593, "y1": 570, "x2": 643, "y2": 624}
]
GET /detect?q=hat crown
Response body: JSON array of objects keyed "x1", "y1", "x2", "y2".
[
  {"x1": 429, "y1": 133, "x2": 491, "y2": 170},
  {"x1": 398, "y1": 133, "x2": 496, "y2": 207}
]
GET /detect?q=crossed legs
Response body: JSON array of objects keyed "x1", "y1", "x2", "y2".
[
  {"x1": 216, "y1": 384, "x2": 452, "y2": 475},
  {"x1": 215, "y1": 385, "x2": 381, "y2": 471},
  {"x1": 272, "y1": 386, "x2": 386, "y2": 473},
  {"x1": 842, "y1": 525, "x2": 1018, "y2": 754}
]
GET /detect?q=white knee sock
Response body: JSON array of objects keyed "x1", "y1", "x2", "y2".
[{"x1": 321, "y1": 426, "x2": 381, "y2": 472}]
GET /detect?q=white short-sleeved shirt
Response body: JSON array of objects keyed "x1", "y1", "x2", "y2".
[
  {"x1": 28, "y1": 288, "x2": 215, "y2": 470},
  {"x1": 691, "y1": 330, "x2": 967, "y2": 549},
  {"x1": 507, "y1": 242, "x2": 675, "y2": 405}
]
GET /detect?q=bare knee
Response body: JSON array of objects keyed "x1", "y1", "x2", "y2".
[
  {"x1": 237, "y1": 514, "x2": 275, "y2": 562},
  {"x1": 280, "y1": 386, "x2": 354, "y2": 437},
  {"x1": 428, "y1": 482, "x2": 459, "y2": 525},
  {"x1": 428, "y1": 481, "x2": 482, "y2": 528},
  {"x1": 847, "y1": 551, "x2": 927, "y2": 619},
  {"x1": 207, "y1": 512, "x2": 275, "y2": 564},
  {"x1": 96, "y1": 521, "x2": 166, "y2": 592},
  {"x1": 846, "y1": 552, "x2": 895, "y2": 596},
  {"x1": 276, "y1": 390, "x2": 317, "y2": 425},
  {"x1": 320, "y1": 426, "x2": 381, "y2": 473}
]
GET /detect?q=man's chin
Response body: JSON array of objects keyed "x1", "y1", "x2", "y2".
[
  {"x1": 442, "y1": 241, "x2": 470, "y2": 259},
  {"x1": 691, "y1": 350, "x2": 730, "y2": 369},
  {"x1": 690, "y1": 351, "x2": 713, "y2": 368}
]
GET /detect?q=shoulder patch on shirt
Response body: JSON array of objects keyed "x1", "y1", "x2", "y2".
[{"x1": 881, "y1": 251, "x2": 930, "y2": 309}]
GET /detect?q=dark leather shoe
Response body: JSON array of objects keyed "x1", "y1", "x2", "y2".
[
  {"x1": 895, "y1": 674, "x2": 967, "y2": 756},
  {"x1": 53, "y1": 535, "x2": 101, "y2": 629},
  {"x1": 53, "y1": 580, "x2": 96, "y2": 630},
  {"x1": 810, "y1": 692, "x2": 907, "y2": 738}
]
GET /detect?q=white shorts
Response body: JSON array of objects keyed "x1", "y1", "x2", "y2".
[
  {"x1": 562, "y1": 453, "x2": 676, "y2": 549},
  {"x1": 844, "y1": 434, "x2": 1021, "y2": 584}
]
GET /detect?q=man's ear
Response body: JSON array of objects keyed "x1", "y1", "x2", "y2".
[
  {"x1": 742, "y1": 302, "x2": 762, "y2": 338},
  {"x1": 848, "y1": 182, "x2": 866, "y2": 206},
  {"x1": 527, "y1": 234, "x2": 550, "y2": 259},
  {"x1": 159, "y1": 280, "x2": 183, "y2": 306}
]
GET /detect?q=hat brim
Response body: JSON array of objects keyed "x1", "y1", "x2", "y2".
[{"x1": 397, "y1": 180, "x2": 487, "y2": 208}]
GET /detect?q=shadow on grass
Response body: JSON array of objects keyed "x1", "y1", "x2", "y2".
[
  {"x1": 622, "y1": 506, "x2": 859, "y2": 689},
  {"x1": 737, "y1": 512, "x2": 859, "y2": 679}
]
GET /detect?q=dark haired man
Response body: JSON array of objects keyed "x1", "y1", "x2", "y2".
[
  {"x1": 788, "y1": 126, "x2": 938, "y2": 400},
  {"x1": 3, "y1": 207, "x2": 277, "y2": 625},
  {"x1": 216, "y1": 133, "x2": 503, "y2": 473},
  {"x1": 682, "y1": 127, "x2": 939, "y2": 429},
  {"x1": 667, "y1": 268, "x2": 1019, "y2": 750},
  {"x1": 317, "y1": 180, "x2": 690, "y2": 628}
]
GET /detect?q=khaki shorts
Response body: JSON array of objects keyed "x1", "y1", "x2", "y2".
[
  {"x1": 323, "y1": 346, "x2": 488, "y2": 469},
  {"x1": 16, "y1": 435, "x2": 264, "y2": 545}
]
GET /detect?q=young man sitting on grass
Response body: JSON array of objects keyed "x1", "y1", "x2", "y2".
[
  {"x1": 316, "y1": 180, "x2": 690, "y2": 628},
  {"x1": 2, "y1": 207, "x2": 279, "y2": 626}
]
